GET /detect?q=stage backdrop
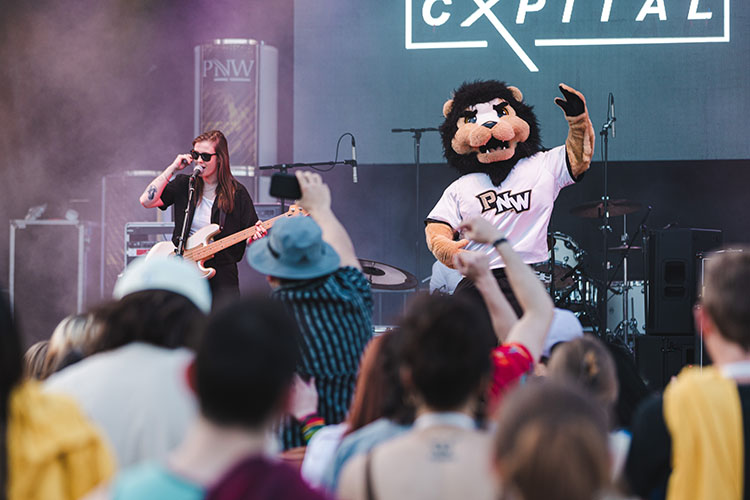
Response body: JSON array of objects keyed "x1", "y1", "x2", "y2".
[{"x1": 293, "y1": 0, "x2": 748, "y2": 164}]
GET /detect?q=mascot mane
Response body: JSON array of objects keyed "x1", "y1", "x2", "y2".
[{"x1": 440, "y1": 80, "x2": 543, "y2": 186}]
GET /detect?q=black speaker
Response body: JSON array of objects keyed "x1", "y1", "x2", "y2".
[
  {"x1": 635, "y1": 335, "x2": 707, "y2": 391},
  {"x1": 647, "y1": 228, "x2": 722, "y2": 335}
]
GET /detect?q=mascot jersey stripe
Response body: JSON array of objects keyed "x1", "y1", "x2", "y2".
[{"x1": 427, "y1": 145, "x2": 574, "y2": 269}]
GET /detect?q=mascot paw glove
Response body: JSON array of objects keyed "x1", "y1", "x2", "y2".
[
  {"x1": 555, "y1": 84, "x2": 594, "y2": 177},
  {"x1": 425, "y1": 223, "x2": 469, "y2": 269}
]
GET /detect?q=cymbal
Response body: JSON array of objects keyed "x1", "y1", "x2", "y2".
[
  {"x1": 608, "y1": 245, "x2": 642, "y2": 251},
  {"x1": 359, "y1": 259, "x2": 418, "y2": 291},
  {"x1": 570, "y1": 199, "x2": 642, "y2": 218}
]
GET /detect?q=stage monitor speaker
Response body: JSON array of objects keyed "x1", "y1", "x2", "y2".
[
  {"x1": 635, "y1": 335, "x2": 706, "y2": 391},
  {"x1": 647, "y1": 228, "x2": 722, "y2": 335}
]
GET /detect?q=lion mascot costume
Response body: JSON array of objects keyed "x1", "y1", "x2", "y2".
[{"x1": 425, "y1": 81, "x2": 594, "y2": 298}]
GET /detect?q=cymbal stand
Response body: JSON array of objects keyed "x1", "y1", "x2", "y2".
[
  {"x1": 611, "y1": 214, "x2": 638, "y2": 348},
  {"x1": 606, "y1": 206, "x2": 652, "y2": 349}
]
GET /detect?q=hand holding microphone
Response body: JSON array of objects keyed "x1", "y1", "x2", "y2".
[{"x1": 171, "y1": 153, "x2": 193, "y2": 172}]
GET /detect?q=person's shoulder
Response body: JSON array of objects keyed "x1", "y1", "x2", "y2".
[{"x1": 113, "y1": 462, "x2": 202, "y2": 500}]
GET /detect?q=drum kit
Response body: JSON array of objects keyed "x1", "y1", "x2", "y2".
[{"x1": 537, "y1": 198, "x2": 649, "y2": 348}]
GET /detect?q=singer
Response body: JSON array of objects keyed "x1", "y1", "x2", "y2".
[{"x1": 139, "y1": 130, "x2": 260, "y2": 302}]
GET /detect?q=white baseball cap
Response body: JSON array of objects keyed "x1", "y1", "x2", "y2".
[
  {"x1": 542, "y1": 308, "x2": 584, "y2": 359},
  {"x1": 113, "y1": 256, "x2": 212, "y2": 313}
]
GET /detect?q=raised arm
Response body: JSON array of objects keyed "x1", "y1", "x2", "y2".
[
  {"x1": 139, "y1": 153, "x2": 192, "y2": 208},
  {"x1": 554, "y1": 83, "x2": 595, "y2": 179},
  {"x1": 454, "y1": 251, "x2": 517, "y2": 344},
  {"x1": 457, "y1": 217, "x2": 554, "y2": 361},
  {"x1": 295, "y1": 170, "x2": 361, "y2": 270}
]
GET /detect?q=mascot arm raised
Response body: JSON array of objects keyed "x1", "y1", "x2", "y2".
[
  {"x1": 555, "y1": 83, "x2": 595, "y2": 179},
  {"x1": 425, "y1": 222, "x2": 469, "y2": 269}
]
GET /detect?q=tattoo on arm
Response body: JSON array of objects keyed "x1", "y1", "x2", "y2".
[{"x1": 147, "y1": 185, "x2": 157, "y2": 200}]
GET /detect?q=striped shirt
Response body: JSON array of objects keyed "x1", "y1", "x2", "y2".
[{"x1": 273, "y1": 267, "x2": 373, "y2": 449}]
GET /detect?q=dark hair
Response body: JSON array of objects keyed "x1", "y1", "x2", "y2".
[
  {"x1": 398, "y1": 293, "x2": 493, "y2": 411},
  {"x1": 192, "y1": 130, "x2": 237, "y2": 214},
  {"x1": 702, "y1": 248, "x2": 750, "y2": 351},
  {"x1": 195, "y1": 296, "x2": 301, "y2": 428},
  {"x1": 495, "y1": 380, "x2": 611, "y2": 500},
  {"x1": 88, "y1": 290, "x2": 205, "y2": 355},
  {"x1": 1, "y1": 293, "x2": 23, "y2": 500}
]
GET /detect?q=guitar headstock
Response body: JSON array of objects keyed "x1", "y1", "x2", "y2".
[{"x1": 286, "y1": 204, "x2": 309, "y2": 217}]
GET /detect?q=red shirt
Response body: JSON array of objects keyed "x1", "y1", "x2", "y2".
[{"x1": 488, "y1": 342, "x2": 534, "y2": 412}]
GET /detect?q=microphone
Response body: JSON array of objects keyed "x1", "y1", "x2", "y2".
[
  {"x1": 190, "y1": 164, "x2": 204, "y2": 180},
  {"x1": 609, "y1": 93, "x2": 616, "y2": 139},
  {"x1": 351, "y1": 136, "x2": 358, "y2": 184}
]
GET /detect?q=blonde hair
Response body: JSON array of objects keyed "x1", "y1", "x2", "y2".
[
  {"x1": 547, "y1": 336, "x2": 618, "y2": 413},
  {"x1": 45, "y1": 312, "x2": 103, "y2": 374}
]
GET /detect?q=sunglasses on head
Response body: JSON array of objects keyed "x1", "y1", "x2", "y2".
[{"x1": 190, "y1": 150, "x2": 218, "y2": 162}]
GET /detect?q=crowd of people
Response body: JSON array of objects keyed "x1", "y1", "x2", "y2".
[{"x1": 2, "y1": 167, "x2": 749, "y2": 500}]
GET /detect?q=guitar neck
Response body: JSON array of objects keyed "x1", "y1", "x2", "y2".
[{"x1": 184, "y1": 210, "x2": 296, "y2": 262}]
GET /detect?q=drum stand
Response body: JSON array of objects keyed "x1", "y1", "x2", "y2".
[{"x1": 609, "y1": 214, "x2": 640, "y2": 348}]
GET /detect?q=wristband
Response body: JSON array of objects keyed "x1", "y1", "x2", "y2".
[{"x1": 492, "y1": 237, "x2": 508, "y2": 247}]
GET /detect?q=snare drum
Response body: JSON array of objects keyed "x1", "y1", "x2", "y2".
[
  {"x1": 534, "y1": 232, "x2": 584, "y2": 291},
  {"x1": 607, "y1": 281, "x2": 646, "y2": 334}
]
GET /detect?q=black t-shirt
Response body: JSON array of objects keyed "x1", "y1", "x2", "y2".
[{"x1": 159, "y1": 174, "x2": 258, "y2": 291}]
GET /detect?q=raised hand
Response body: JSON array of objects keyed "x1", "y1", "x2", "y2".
[
  {"x1": 457, "y1": 217, "x2": 504, "y2": 245},
  {"x1": 554, "y1": 83, "x2": 587, "y2": 117}
]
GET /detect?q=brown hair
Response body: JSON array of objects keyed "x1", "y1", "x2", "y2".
[
  {"x1": 547, "y1": 336, "x2": 618, "y2": 414},
  {"x1": 345, "y1": 334, "x2": 390, "y2": 435},
  {"x1": 702, "y1": 248, "x2": 750, "y2": 351},
  {"x1": 192, "y1": 130, "x2": 237, "y2": 214},
  {"x1": 494, "y1": 380, "x2": 611, "y2": 500}
]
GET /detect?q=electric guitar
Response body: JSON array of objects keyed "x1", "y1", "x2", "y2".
[{"x1": 145, "y1": 204, "x2": 307, "y2": 279}]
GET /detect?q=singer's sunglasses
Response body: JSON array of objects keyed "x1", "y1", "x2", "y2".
[{"x1": 190, "y1": 150, "x2": 218, "y2": 162}]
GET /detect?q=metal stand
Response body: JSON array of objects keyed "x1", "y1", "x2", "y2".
[
  {"x1": 599, "y1": 103, "x2": 616, "y2": 336},
  {"x1": 176, "y1": 176, "x2": 199, "y2": 256},
  {"x1": 391, "y1": 127, "x2": 439, "y2": 286}
]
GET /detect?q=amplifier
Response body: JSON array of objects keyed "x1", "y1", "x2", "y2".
[{"x1": 124, "y1": 222, "x2": 174, "y2": 266}]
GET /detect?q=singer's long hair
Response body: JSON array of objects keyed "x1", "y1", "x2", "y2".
[{"x1": 192, "y1": 130, "x2": 238, "y2": 214}]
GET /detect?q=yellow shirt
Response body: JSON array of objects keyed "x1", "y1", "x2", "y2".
[
  {"x1": 7, "y1": 380, "x2": 115, "y2": 500},
  {"x1": 663, "y1": 366, "x2": 743, "y2": 500}
]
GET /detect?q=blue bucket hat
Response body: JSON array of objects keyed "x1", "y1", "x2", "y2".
[{"x1": 246, "y1": 216, "x2": 340, "y2": 280}]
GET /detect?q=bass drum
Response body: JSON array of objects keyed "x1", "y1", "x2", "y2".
[
  {"x1": 534, "y1": 232, "x2": 584, "y2": 292},
  {"x1": 606, "y1": 281, "x2": 646, "y2": 335}
]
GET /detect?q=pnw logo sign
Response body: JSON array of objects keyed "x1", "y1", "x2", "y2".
[
  {"x1": 202, "y1": 59, "x2": 255, "y2": 82},
  {"x1": 476, "y1": 189, "x2": 532, "y2": 215},
  {"x1": 405, "y1": 0, "x2": 730, "y2": 72}
]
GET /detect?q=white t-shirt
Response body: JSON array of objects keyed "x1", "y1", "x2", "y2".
[
  {"x1": 45, "y1": 343, "x2": 198, "y2": 468},
  {"x1": 427, "y1": 146, "x2": 575, "y2": 269},
  {"x1": 189, "y1": 195, "x2": 214, "y2": 236}
]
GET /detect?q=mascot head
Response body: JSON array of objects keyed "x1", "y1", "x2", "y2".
[{"x1": 440, "y1": 80, "x2": 542, "y2": 186}]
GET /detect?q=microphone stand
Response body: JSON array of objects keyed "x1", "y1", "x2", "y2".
[
  {"x1": 258, "y1": 160, "x2": 355, "y2": 212},
  {"x1": 599, "y1": 106, "x2": 616, "y2": 337},
  {"x1": 176, "y1": 175, "x2": 199, "y2": 256},
  {"x1": 392, "y1": 127, "x2": 439, "y2": 287}
]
